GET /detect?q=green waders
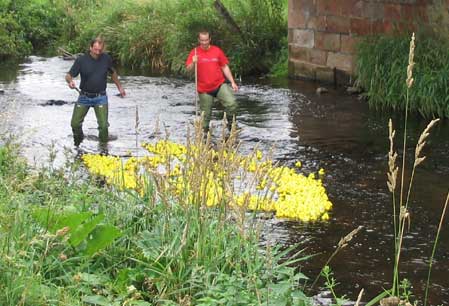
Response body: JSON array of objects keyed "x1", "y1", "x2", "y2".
[
  {"x1": 71, "y1": 103, "x2": 109, "y2": 145},
  {"x1": 199, "y1": 83, "x2": 237, "y2": 132}
]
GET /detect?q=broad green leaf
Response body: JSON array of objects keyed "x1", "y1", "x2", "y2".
[
  {"x1": 32, "y1": 208, "x2": 91, "y2": 233},
  {"x1": 79, "y1": 273, "x2": 109, "y2": 286},
  {"x1": 291, "y1": 290, "x2": 310, "y2": 305},
  {"x1": 84, "y1": 224, "x2": 122, "y2": 256},
  {"x1": 270, "y1": 282, "x2": 291, "y2": 295},
  {"x1": 52, "y1": 211, "x2": 92, "y2": 233},
  {"x1": 127, "y1": 301, "x2": 153, "y2": 306},
  {"x1": 292, "y1": 271, "x2": 309, "y2": 281},
  {"x1": 69, "y1": 214, "x2": 104, "y2": 247},
  {"x1": 82, "y1": 295, "x2": 111, "y2": 306}
]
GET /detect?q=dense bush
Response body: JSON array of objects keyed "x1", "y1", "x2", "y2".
[
  {"x1": 0, "y1": 0, "x2": 63, "y2": 59},
  {"x1": 356, "y1": 31, "x2": 449, "y2": 118},
  {"x1": 0, "y1": 11, "x2": 32, "y2": 59},
  {"x1": 60, "y1": 0, "x2": 288, "y2": 76}
]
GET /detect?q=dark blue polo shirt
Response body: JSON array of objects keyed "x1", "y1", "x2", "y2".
[{"x1": 68, "y1": 52, "x2": 114, "y2": 93}]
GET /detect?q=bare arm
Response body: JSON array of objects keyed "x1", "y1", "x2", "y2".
[
  {"x1": 111, "y1": 71, "x2": 126, "y2": 97},
  {"x1": 222, "y1": 65, "x2": 238, "y2": 92}
]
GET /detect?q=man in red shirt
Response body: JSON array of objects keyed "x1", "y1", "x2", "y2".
[{"x1": 186, "y1": 30, "x2": 238, "y2": 133}]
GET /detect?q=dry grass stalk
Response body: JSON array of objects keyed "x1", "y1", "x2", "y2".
[
  {"x1": 406, "y1": 33, "x2": 415, "y2": 89},
  {"x1": 337, "y1": 225, "x2": 363, "y2": 250},
  {"x1": 400, "y1": 33, "x2": 416, "y2": 212},
  {"x1": 414, "y1": 119, "x2": 440, "y2": 167},
  {"x1": 387, "y1": 119, "x2": 398, "y2": 193},
  {"x1": 354, "y1": 288, "x2": 364, "y2": 306},
  {"x1": 424, "y1": 191, "x2": 449, "y2": 306},
  {"x1": 135, "y1": 105, "x2": 140, "y2": 157},
  {"x1": 311, "y1": 226, "x2": 363, "y2": 289}
]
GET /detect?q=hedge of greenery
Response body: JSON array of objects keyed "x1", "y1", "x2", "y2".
[
  {"x1": 1, "y1": 0, "x2": 288, "y2": 76},
  {"x1": 0, "y1": 0, "x2": 62, "y2": 59},
  {"x1": 356, "y1": 31, "x2": 449, "y2": 118}
]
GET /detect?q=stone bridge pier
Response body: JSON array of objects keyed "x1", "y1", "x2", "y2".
[{"x1": 288, "y1": 0, "x2": 444, "y2": 84}]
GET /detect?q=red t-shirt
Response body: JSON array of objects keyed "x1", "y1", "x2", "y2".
[{"x1": 186, "y1": 45, "x2": 229, "y2": 93}]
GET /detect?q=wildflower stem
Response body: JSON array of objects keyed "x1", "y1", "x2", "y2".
[{"x1": 424, "y1": 191, "x2": 449, "y2": 306}]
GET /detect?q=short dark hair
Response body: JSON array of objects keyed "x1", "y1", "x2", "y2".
[
  {"x1": 90, "y1": 37, "x2": 105, "y2": 47},
  {"x1": 198, "y1": 30, "x2": 210, "y2": 38}
]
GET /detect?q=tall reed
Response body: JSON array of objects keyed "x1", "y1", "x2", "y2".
[
  {"x1": 58, "y1": 0, "x2": 287, "y2": 76},
  {"x1": 377, "y1": 33, "x2": 444, "y2": 305},
  {"x1": 356, "y1": 31, "x2": 449, "y2": 118},
  {"x1": 424, "y1": 191, "x2": 449, "y2": 306}
]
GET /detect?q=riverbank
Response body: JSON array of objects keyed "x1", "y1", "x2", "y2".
[
  {"x1": 1, "y1": 55, "x2": 449, "y2": 305},
  {"x1": 0, "y1": 138, "x2": 315, "y2": 305},
  {"x1": 1, "y1": 0, "x2": 287, "y2": 77}
]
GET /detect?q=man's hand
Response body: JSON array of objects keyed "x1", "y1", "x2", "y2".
[
  {"x1": 68, "y1": 80, "x2": 76, "y2": 89},
  {"x1": 192, "y1": 55, "x2": 198, "y2": 63},
  {"x1": 118, "y1": 86, "x2": 126, "y2": 98},
  {"x1": 230, "y1": 81, "x2": 238, "y2": 92}
]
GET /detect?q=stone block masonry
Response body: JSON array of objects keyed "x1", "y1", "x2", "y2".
[{"x1": 288, "y1": 0, "x2": 439, "y2": 84}]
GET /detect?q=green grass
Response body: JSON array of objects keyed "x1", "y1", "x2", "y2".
[
  {"x1": 0, "y1": 137, "x2": 311, "y2": 305},
  {"x1": 356, "y1": 31, "x2": 449, "y2": 118},
  {"x1": 54, "y1": 0, "x2": 288, "y2": 76}
]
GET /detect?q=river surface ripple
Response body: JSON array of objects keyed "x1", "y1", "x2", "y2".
[{"x1": 0, "y1": 56, "x2": 448, "y2": 305}]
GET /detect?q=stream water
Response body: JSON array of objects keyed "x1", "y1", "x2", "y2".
[{"x1": 0, "y1": 56, "x2": 448, "y2": 305}]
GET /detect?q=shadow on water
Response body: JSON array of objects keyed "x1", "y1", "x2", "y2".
[{"x1": 0, "y1": 56, "x2": 448, "y2": 305}]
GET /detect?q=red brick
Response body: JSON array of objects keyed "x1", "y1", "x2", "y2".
[
  {"x1": 327, "y1": 52, "x2": 353, "y2": 72},
  {"x1": 326, "y1": 15, "x2": 350, "y2": 33},
  {"x1": 317, "y1": 0, "x2": 340, "y2": 15},
  {"x1": 395, "y1": 22, "x2": 416, "y2": 34},
  {"x1": 401, "y1": 5, "x2": 416, "y2": 21},
  {"x1": 350, "y1": 18, "x2": 371, "y2": 35},
  {"x1": 371, "y1": 20, "x2": 394, "y2": 34},
  {"x1": 289, "y1": 10, "x2": 307, "y2": 28},
  {"x1": 341, "y1": 0, "x2": 363, "y2": 18},
  {"x1": 316, "y1": 66, "x2": 335, "y2": 83},
  {"x1": 384, "y1": 4, "x2": 401, "y2": 21},
  {"x1": 289, "y1": 59, "x2": 317, "y2": 79},
  {"x1": 289, "y1": 0, "x2": 316, "y2": 14},
  {"x1": 288, "y1": 29, "x2": 294, "y2": 44},
  {"x1": 288, "y1": 4, "x2": 307, "y2": 28},
  {"x1": 308, "y1": 16, "x2": 326, "y2": 31},
  {"x1": 292, "y1": 29, "x2": 315, "y2": 48},
  {"x1": 315, "y1": 32, "x2": 341, "y2": 51},
  {"x1": 416, "y1": 5, "x2": 429, "y2": 22},
  {"x1": 310, "y1": 49, "x2": 327, "y2": 65},
  {"x1": 402, "y1": 5, "x2": 428, "y2": 22},
  {"x1": 383, "y1": 20, "x2": 394, "y2": 34},
  {"x1": 288, "y1": 0, "x2": 315, "y2": 28},
  {"x1": 289, "y1": 45, "x2": 310, "y2": 62},
  {"x1": 340, "y1": 35, "x2": 360, "y2": 54},
  {"x1": 362, "y1": 2, "x2": 384, "y2": 20}
]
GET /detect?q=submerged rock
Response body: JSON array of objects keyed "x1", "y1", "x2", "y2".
[
  {"x1": 40, "y1": 100, "x2": 71, "y2": 106},
  {"x1": 316, "y1": 87, "x2": 329, "y2": 94},
  {"x1": 346, "y1": 86, "x2": 362, "y2": 95}
]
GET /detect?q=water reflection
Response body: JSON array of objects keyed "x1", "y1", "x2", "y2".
[{"x1": 0, "y1": 56, "x2": 448, "y2": 305}]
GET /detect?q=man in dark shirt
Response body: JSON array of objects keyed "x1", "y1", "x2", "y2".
[{"x1": 65, "y1": 37, "x2": 126, "y2": 146}]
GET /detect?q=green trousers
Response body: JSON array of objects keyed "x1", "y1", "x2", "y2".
[
  {"x1": 71, "y1": 103, "x2": 109, "y2": 145},
  {"x1": 199, "y1": 83, "x2": 237, "y2": 132}
]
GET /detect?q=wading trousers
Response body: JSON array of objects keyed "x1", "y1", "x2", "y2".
[
  {"x1": 71, "y1": 101, "x2": 109, "y2": 146},
  {"x1": 199, "y1": 83, "x2": 237, "y2": 132}
]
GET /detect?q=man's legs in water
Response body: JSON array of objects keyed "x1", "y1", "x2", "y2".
[{"x1": 71, "y1": 103, "x2": 90, "y2": 146}]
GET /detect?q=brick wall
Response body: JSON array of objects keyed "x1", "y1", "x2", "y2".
[{"x1": 288, "y1": 0, "x2": 439, "y2": 84}]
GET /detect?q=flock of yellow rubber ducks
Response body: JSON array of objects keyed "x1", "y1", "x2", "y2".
[{"x1": 82, "y1": 140, "x2": 332, "y2": 221}]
